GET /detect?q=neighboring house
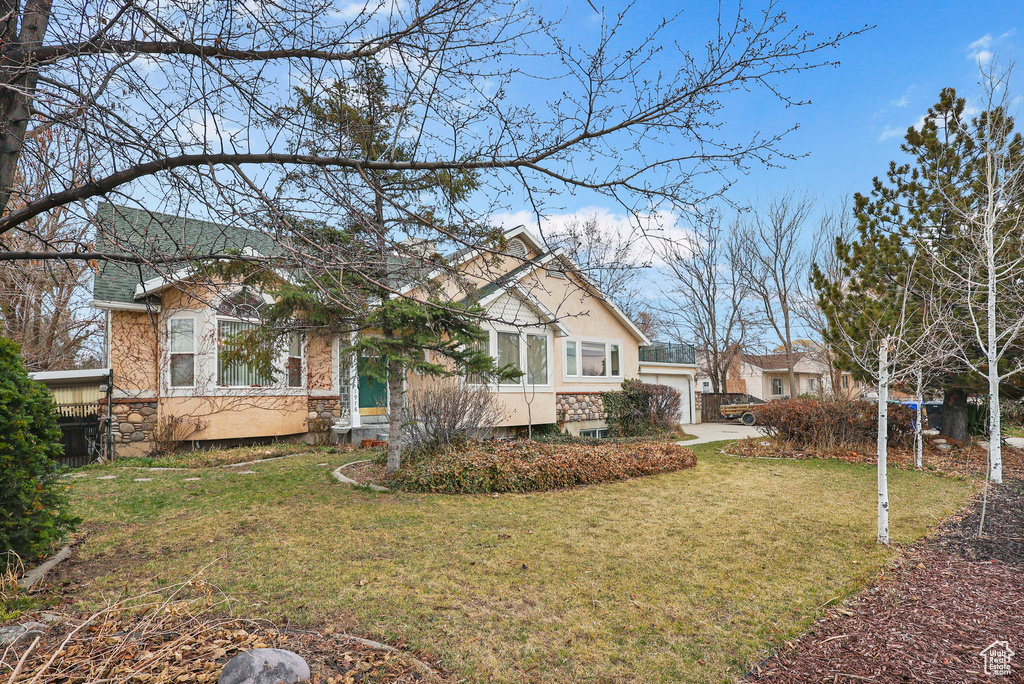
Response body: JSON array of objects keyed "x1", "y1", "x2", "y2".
[
  {"x1": 697, "y1": 351, "x2": 862, "y2": 401},
  {"x1": 92, "y1": 204, "x2": 697, "y2": 456}
]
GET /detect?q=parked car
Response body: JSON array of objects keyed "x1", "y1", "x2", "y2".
[{"x1": 719, "y1": 394, "x2": 766, "y2": 426}]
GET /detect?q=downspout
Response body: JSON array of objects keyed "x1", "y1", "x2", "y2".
[{"x1": 106, "y1": 368, "x2": 114, "y2": 461}]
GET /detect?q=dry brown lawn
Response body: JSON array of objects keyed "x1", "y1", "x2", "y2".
[{"x1": 56, "y1": 442, "x2": 971, "y2": 683}]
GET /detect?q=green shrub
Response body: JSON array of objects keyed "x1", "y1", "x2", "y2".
[
  {"x1": 388, "y1": 439, "x2": 696, "y2": 493},
  {"x1": 967, "y1": 401, "x2": 989, "y2": 437},
  {"x1": 0, "y1": 338, "x2": 78, "y2": 568},
  {"x1": 753, "y1": 398, "x2": 914, "y2": 450},
  {"x1": 602, "y1": 380, "x2": 681, "y2": 437}
]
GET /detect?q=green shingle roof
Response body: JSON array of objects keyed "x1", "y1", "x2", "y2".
[{"x1": 92, "y1": 204, "x2": 276, "y2": 305}]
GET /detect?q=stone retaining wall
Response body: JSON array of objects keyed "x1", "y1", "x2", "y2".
[{"x1": 556, "y1": 392, "x2": 607, "y2": 422}]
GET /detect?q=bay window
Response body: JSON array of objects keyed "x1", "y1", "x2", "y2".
[
  {"x1": 476, "y1": 329, "x2": 550, "y2": 387},
  {"x1": 218, "y1": 319, "x2": 271, "y2": 387}
]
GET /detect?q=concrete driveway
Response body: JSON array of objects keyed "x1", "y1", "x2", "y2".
[{"x1": 677, "y1": 422, "x2": 762, "y2": 445}]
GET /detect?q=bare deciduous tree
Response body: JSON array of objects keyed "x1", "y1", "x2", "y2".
[
  {"x1": 0, "y1": 0, "x2": 862, "y2": 282},
  {"x1": 546, "y1": 214, "x2": 658, "y2": 337},
  {"x1": 739, "y1": 192, "x2": 814, "y2": 397},
  {"x1": 826, "y1": 260, "x2": 954, "y2": 544},
  {"x1": 659, "y1": 212, "x2": 759, "y2": 392},
  {"x1": 801, "y1": 200, "x2": 855, "y2": 395},
  {"x1": 0, "y1": 131, "x2": 99, "y2": 370}
]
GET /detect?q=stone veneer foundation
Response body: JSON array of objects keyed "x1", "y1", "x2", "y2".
[
  {"x1": 556, "y1": 392, "x2": 607, "y2": 422},
  {"x1": 109, "y1": 399, "x2": 158, "y2": 449}
]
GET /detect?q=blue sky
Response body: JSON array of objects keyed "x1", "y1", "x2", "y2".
[
  {"x1": 495, "y1": 1, "x2": 1024, "y2": 233},
  {"x1": 718, "y1": 0, "x2": 1023, "y2": 202}
]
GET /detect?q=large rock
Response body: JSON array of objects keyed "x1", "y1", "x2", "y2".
[
  {"x1": 218, "y1": 649, "x2": 310, "y2": 684},
  {"x1": 0, "y1": 621, "x2": 47, "y2": 647}
]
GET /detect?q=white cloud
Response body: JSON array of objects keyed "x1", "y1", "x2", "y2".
[
  {"x1": 491, "y1": 205, "x2": 694, "y2": 264},
  {"x1": 878, "y1": 126, "x2": 903, "y2": 142},
  {"x1": 890, "y1": 95, "x2": 909, "y2": 108},
  {"x1": 330, "y1": 0, "x2": 404, "y2": 20},
  {"x1": 967, "y1": 32, "x2": 1014, "y2": 64}
]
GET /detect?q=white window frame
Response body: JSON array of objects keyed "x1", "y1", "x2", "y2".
[
  {"x1": 562, "y1": 336, "x2": 624, "y2": 382},
  {"x1": 770, "y1": 377, "x2": 785, "y2": 397},
  {"x1": 286, "y1": 332, "x2": 305, "y2": 389},
  {"x1": 166, "y1": 315, "x2": 197, "y2": 389},
  {"x1": 471, "y1": 325, "x2": 553, "y2": 392}
]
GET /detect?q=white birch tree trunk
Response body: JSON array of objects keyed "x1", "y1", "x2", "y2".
[
  {"x1": 877, "y1": 339, "x2": 890, "y2": 545},
  {"x1": 986, "y1": 226, "x2": 1003, "y2": 484},
  {"x1": 915, "y1": 367, "x2": 923, "y2": 469}
]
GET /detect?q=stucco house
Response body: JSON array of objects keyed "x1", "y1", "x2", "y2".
[
  {"x1": 91, "y1": 204, "x2": 697, "y2": 456},
  {"x1": 697, "y1": 351, "x2": 862, "y2": 401}
]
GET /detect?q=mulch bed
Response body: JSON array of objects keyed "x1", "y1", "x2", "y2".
[
  {"x1": 729, "y1": 435, "x2": 1024, "y2": 479},
  {"x1": 746, "y1": 480, "x2": 1024, "y2": 683},
  {"x1": 343, "y1": 459, "x2": 387, "y2": 487}
]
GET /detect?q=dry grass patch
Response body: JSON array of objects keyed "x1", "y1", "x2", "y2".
[
  {"x1": 109, "y1": 443, "x2": 349, "y2": 469},
  {"x1": 48, "y1": 444, "x2": 970, "y2": 683}
]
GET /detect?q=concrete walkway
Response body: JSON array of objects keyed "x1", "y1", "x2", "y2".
[{"x1": 677, "y1": 422, "x2": 762, "y2": 445}]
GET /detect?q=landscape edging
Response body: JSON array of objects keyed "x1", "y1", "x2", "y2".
[
  {"x1": 19, "y1": 541, "x2": 77, "y2": 590},
  {"x1": 332, "y1": 460, "x2": 390, "y2": 492}
]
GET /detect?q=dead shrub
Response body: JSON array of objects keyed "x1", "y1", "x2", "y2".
[
  {"x1": 753, "y1": 398, "x2": 914, "y2": 451},
  {"x1": 149, "y1": 414, "x2": 206, "y2": 456},
  {"x1": 403, "y1": 383, "x2": 505, "y2": 455}
]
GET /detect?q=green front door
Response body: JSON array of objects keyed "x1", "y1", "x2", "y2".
[{"x1": 357, "y1": 356, "x2": 388, "y2": 416}]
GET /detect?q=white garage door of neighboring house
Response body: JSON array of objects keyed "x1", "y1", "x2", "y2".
[{"x1": 639, "y1": 373, "x2": 693, "y2": 425}]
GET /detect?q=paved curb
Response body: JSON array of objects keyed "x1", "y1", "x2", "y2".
[{"x1": 331, "y1": 461, "x2": 390, "y2": 492}]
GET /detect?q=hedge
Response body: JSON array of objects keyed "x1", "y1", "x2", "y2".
[
  {"x1": 0, "y1": 338, "x2": 79, "y2": 568},
  {"x1": 387, "y1": 439, "x2": 697, "y2": 493},
  {"x1": 752, "y1": 398, "x2": 914, "y2": 450},
  {"x1": 602, "y1": 380, "x2": 681, "y2": 437}
]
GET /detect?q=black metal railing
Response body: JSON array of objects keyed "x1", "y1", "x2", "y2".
[{"x1": 639, "y1": 343, "x2": 696, "y2": 365}]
